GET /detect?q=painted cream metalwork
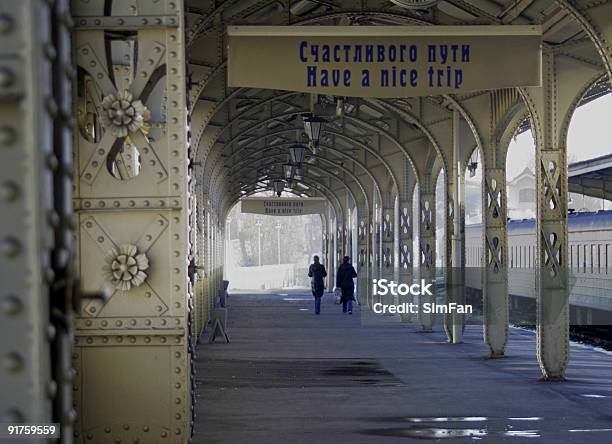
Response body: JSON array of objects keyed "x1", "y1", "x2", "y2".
[{"x1": 3, "y1": 1, "x2": 612, "y2": 441}]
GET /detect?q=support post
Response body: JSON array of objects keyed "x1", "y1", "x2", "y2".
[
  {"x1": 72, "y1": 1, "x2": 193, "y2": 439},
  {"x1": 448, "y1": 109, "x2": 466, "y2": 344},
  {"x1": 530, "y1": 50, "x2": 570, "y2": 379},
  {"x1": 419, "y1": 178, "x2": 436, "y2": 331}
]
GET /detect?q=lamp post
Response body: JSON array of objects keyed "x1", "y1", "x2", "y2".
[
  {"x1": 288, "y1": 144, "x2": 306, "y2": 165},
  {"x1": 276, "y1": 221, "x2": 282, "y2": 265},
  {"x1": 272, "y1": 179, "x2": 284, "y2": 197},
  {"x1": 283, "y1": 163, "x2": 294, "y2": 181},
  {"x1": 255, "y1": 219, "x2": 262, "y2": 266},
  {"x1": 303, "y1": 114, "x2": 325, "y2": 149}
]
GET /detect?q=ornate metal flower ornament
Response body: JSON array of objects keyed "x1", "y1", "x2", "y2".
[
  {"x1": 103, "y1": 244, "x2": 149, "y2": 291},
  {"x1": 100, "y1": 90, "x2": 149, "y2": 138}
]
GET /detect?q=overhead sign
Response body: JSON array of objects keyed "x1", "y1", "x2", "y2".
[
  {"x1": 227, "y1": 26, "x2": 542, "y2": 97},
  {"x1": 241, "y1": 197, "x2": 326, "y2": 216}
]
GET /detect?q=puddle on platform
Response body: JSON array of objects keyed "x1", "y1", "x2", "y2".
[
  {"x1": 362, "y1": 427, "x2": 487, "y2": 439},
  {"x1": 569, "y1": 428, "x2": 612, "y2": 433},
  {"x1": 403, "y1": 417, "x2": 487, "y2": 423},
  {"x1": 504, "y1": 430, "x2": 541, "y2": 438},
  {"x1": 580, "y1": 393, "x2": 609, "y2": 398},
  {"x1": 508, "y1": 417, "x2": 543, "y2": 421},
  {"x1": 362, "y1": 416, "x2": 549, "y2": 440},
  {"x1": 282, "y1": 297, "x2": 309, "y2": 301}
]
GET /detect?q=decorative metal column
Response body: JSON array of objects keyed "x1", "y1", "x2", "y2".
[
  {"x1": 381, "y1": 204, "x2": 395, "y2": 307},
  {"x1": 195, "y1": 190, "x2": 208, "y2": 338},
  {"x1": 382, "y1": 205, "x2": 395, "y2": 278},
  {"x1": 482, "y1": 163, "x2": 509, "y2": 357},
  {"x1": 398, "y1": 198, "x2": 414, "y2": 321},
  {"x1": 419, "y1": 177, "x2": 436, "y2": 331},
  {"x1": 357, "y1": 212, "x2": 370, "y2": 306},
  {"x1": 447, "y1": 109, "x2": 466, "y2": 344},
  {"x1": 71, "y1": 0, "x2": 193, "y2": 440},
  {"x1": 531, "y1": 50, "x2": 570, "y2": 379},
  {"x1": 1, "y1": 0, "x2": 76, "y2": 435}
]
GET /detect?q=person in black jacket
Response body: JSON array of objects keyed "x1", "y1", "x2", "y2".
[
  {"x1": 336, "y1": 256, "x2": 358, "y2": 314},
  {"x1": 308, "y1": 255, "x2": 327, "y2": 315}
]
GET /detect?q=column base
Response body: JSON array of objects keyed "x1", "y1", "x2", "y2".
[
  {"x1": 488, "y1": 351, "x2": 505, "y2": 359},
  {"x1": 538, "y1": 375, "x2": 566, "y2": 382}
]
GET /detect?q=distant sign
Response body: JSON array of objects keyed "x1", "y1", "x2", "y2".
[
  {"x1": 241, "y1": 197, "x2": 326, "y2": 216},
  {"x1": 227, "y1": 25, "x2": 542, "y2": 97}
]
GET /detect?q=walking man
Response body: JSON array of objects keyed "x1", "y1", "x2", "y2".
[
  {"x1": 308, "y1": 255, "x2": 327, "y2": 315},
  {"x1": 336, "y1": 256, "x2": 357, "y2": 314}
]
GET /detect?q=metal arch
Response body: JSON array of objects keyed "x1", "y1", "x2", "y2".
[
  {"x1": 221, "y1": 147, "x2": 376, "y2": 200},
  {"x1": 221, "y1": 156, "x2": 368, "y2": 219},
  {"x1": 187, "y1": 6, "x2": 432, "y2": 49},
  {"x1": 198, "y1": 112, "x2": 401, "y2": 196},
  {"x1": 555, "y1": 0, "x2": 612, "y2": 84},
  {"x1": 372, "y1": 98, "x2": 449, "y2": 186},
  {"x1": 222, "y1": 176, "x2": 346, "y2": 224},
  {"x1": 443, "y1": 94, "x2": 486, "y2": 161},
  {"x1": 199, "y1": 109, "x2": 409, "y2": 191},
  {"x1": 228, "y1": 158, "x2": 370, "y2": 217},
  {"x1": 558, "y1": 71, "x2": 609, "y2": 150},
  {"x1": 224, "y1": 153, "x2": 371, "y2": 208},
  {"x1": 222, "y1": 176, "x2": 349, "y2": 230},
  {"x1": 204, "y1": 120, "x2": 400, "y2": 192},
  {"x1": 225, "y1": 142, "x2": 386, "y2": 202},
  {"x1": 193, "y1": 91, "x2": 450, "y2": 192},
  {"x1": 191, "y1": 86, "x2": 442, "y2": 177},
  {"x1": 495, "y1": 104, "x2": 531, "y2": 171}
]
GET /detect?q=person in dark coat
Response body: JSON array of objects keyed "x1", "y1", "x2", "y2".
[
  {"x1": 336, "y1": 256, "x2": 357, "y2": 314},
  {"x1": 308, "y1": 255, "x2": 327, "y2": 315}
]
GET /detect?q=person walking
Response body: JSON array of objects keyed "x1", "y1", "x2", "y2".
[
  {"x1": 336, "y1": 256, "x2": 357, "y2": 314},
  {"x1": 308, "y1": 255, "x2": 327, "y2": 315}
]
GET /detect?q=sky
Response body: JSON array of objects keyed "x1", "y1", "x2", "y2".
[{"x1": 505, "y1": 93, "x2": 612, "y2": 180}]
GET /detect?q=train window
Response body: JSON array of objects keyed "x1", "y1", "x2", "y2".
[
  {"x1": 583, "y1": 244, "x2": 588, "y2": 273},
  {"x1": 576, "y1": 245, "x2": 580, "y2": 273},
  {"x1": 591, "y1": 244, "x2": 595, "y2": 273},
  {"x1": 598, "y1": 245, "x2": 603, "y2": 274},
  {"x1": 528, "y1": 245, "x2": 532, "y2": 267}
]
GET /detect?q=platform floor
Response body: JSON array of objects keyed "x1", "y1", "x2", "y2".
[{"x1": 194, "y1": 290, "x2": 612, "y2": 443}]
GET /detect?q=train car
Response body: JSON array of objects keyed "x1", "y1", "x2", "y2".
[{"x1": 465, "y1": 210, "x2": 612, "y2": 320}]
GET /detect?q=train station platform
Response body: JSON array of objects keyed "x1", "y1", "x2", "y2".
[{"x1": 195, "y1": 290, "x2": 612, "y2": 443}]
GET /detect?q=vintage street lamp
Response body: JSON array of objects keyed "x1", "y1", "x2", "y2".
[
  {"x1": 272, "y1": 179, "x2": 284, "y2": 197},
  {"x1": 282, "y1": 163, "x2": 294, "y2": 180},
  {"x1": 294, "y1": 167, "x2": 303, "y2": 181},
  {"x1": 288, "y1": 144, "x2": 306, "y2": 165},
  {"x1": 303, "y1": 114, "x2": 325, "y2": 148}
]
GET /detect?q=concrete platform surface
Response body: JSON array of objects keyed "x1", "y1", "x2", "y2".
[{"x1": 194, "y1": 290, "x2": 612, "y2": 443}]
